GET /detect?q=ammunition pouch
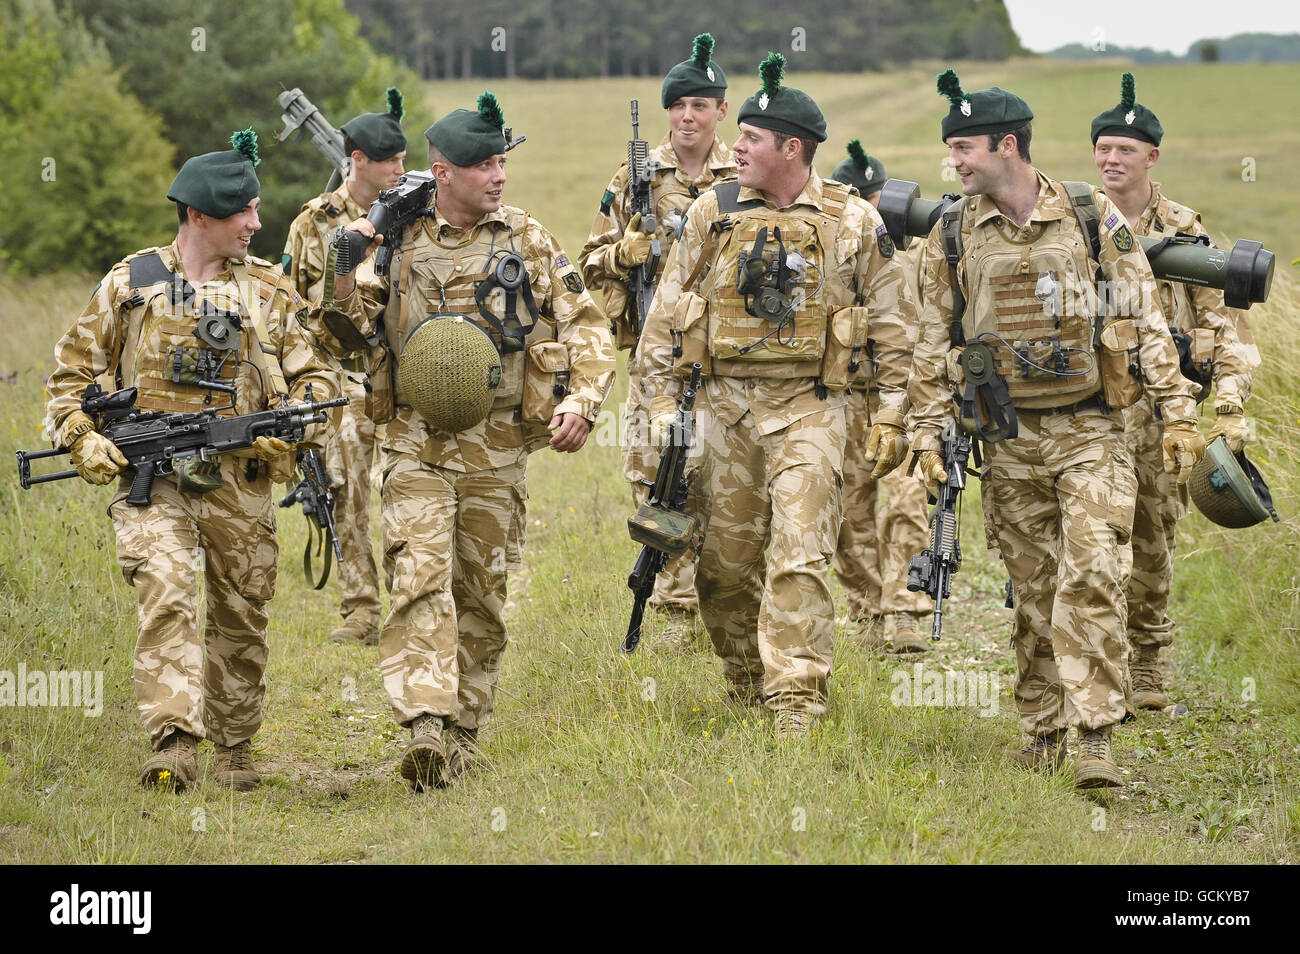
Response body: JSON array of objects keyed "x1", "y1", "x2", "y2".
[
  {"x1": 819, "y1": 305, "x2": 871, "y2": 391},
  {"x1": 1098, "y1": 318, "x2": 1143, "y2": 412},
  {"x1": 522, "y1": 340, "x2": 572, "y2": 424},
  {"x1": 670, "y1": 291, "x2": 711, "y2": 377}
]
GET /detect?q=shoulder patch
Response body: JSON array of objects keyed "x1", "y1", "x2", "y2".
[
  {"x1": 564, "y1": 272, "x2": 584, "y2": 294},
  {"x1": 556, "y1": 253, "x2": 570, "y2": 270},
  {"x1": 1112, "y1": 224, "x2": 1134, "y2": 253},
  {"x1": 1103, "y1": 212, "x2": 1119, "y2": 230},
  {"x1": 600, "y1": 189, "x2": 615, "y2": 215},
  {"x1": 875, "y1": 224, "x2": 895, "y2": 259},
  {"x1": 281, "y1": 253, "x2": 292, "y2": 273}
]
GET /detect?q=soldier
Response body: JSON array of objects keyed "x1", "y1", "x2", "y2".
[
  {"x1": 829, "y1": 140, "x2": 933, "y2": 654},
  {"x1": 638, "y1": 54, "x2": 916, "y2": 737},
  {"x1": 328, "y1": 93, "x2": 615, "y2": 790},
  {"x1": 579, "y1": 33, "x2": 736, "y2": 649},
  {"x1": 43, "y1": 130, "x2": 341, "y2": 791},
  {"x1": 904, "y1": 71, "x2": 1205, "y2": 789},
  {"x1": 1090, "y1": 73, "x2": 1260, "y2": 710},
  {"x1": 282, "y1": 88, "x2": 408, "y2": 646}
]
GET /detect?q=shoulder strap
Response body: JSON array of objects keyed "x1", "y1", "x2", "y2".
[
  {"x1": 940, "y1": 204, "x2": 966, "y2": 347},
  {"x1": 231, "y1": 261, "x2": 290, "y2": 403},
  {"x1": 1060, "y1": 181, "x2": 1103, "y2": 263},
  {"x1": 712, "y1": 181, "x2": 764, "y2": 215},
  {"x1": 128, "y1": 252, "x2": 173, "y2": 289}
]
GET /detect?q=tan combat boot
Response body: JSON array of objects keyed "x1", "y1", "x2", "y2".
[
  {"x1": 655, "y1": 606, "x2": 703, "y2": 651},
  {"x1": 1128, "y1": 645, "x2": 1168, "y2": 710},
  {"x1": 888, "y1": 612, "x2": 931, "y2": 654},
  {"x1": 213, "y1": 740, "x2": 260, "y2": 791},
  {"x1": 847, "y1": 614, "x2": 887, "y2": 653},
  {"x1": 1075, "y1": 725, "x2": 1123, "y2": 789},
  {"x1": 1013, "y1": 728, "x2": 1068, "y2": 773},
  {"x1": 329, "y1": 615, "x2": 380, "y2": 646},
  {"x1": 441, "y1": 725, "x2": 480, "y2": 786},
  {"x1": 139, "y1": 729, "x2": 200, "y2": 792},
  {"x1": 774, "y1": 708, "x2": 815, "y2": 739},
  {"x1": 400, "y1": 714, "x2": 446, "y2": 792}
]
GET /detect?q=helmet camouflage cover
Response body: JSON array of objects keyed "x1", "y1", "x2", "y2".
[
  {"x1": 1188, "y1": 436, "x2": 1280, "y2": 529},
  {"x1": 398, "y1": 314, "x2": 503, "y2": 433}
]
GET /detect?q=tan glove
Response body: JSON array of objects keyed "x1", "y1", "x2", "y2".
[
  {"x1": 253, "y1": 435, "x2": 297, "y2": 485},
  {"x1": 1161, "y1": 423, "x2": 1207, "y2": 485},
  {"x1": 916, "y1": 450, "x2": 949, "y2": 498},
  {"x1": 614, "y1": 212, "x2": 654, "y2": 269},
  {"x1": 1207, "y1": 405, "x2": 1250, "y2": 454},
  {"x1": 69, "y1": 429, "x2": 128, "y2": 486},
  {"x1": 864, "y1": 422, "x2": 908, "y2": 479},
  {"x1": 648, "y1": 410, "x2": 675, "y2": 454}
]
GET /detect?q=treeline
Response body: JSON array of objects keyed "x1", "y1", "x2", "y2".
[
  {"x1": 345, "y1": 0, "x2": 1026, "y2": 79},
  {"x1": 0, "y1": 0, "x2": 430, "y2": 273},
  {"x1": 1047, "y1": 32, "x2": 1300, "y2": 64}
]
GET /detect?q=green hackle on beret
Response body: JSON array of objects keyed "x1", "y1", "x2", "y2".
[
  {"x1": 166, "y1": 126, "x2": 261, "y2": 219},
  {"x1": 1090, "y1": 71, "x2": 1164, "y2": 146},
  {"x1": 340, "y1": 86, "x2": 409, "y2": 161},
  {"x1": 831, "y1": 139, "x2": 887, "y2": 196},
  {"x1": 737, "y1": 52, "x2": 826, "y2": 143},
  {"x1": 424, "y1": 91, "x2": 509, "y2": 166},
  {"x1": 661, "y1": 32, "x2": 728, "y2": 108},
  {"x1": 936, "y1": 68, "x2": 1033, "y2": 141}
]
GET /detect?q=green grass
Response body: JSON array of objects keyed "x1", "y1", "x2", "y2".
[{"x1": 1, "y1": 58, "x2": 1297, "y2": 863}]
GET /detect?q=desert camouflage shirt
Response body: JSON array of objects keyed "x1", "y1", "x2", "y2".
[{"x1": 281, "y1": 181, "x2": 366, "y2": 308}]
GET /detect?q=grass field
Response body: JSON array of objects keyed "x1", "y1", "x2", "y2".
[{"x1": 1, "y1": 57, "x2": 1297, "y2": 863}]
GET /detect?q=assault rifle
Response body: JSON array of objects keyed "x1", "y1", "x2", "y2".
[
  {"x1": 623, "y1": 363, "x2": 702, "y2": 653},
  {"x1": 279, "y1": 447, "x2": 343, "y2": 589},
  {"x1": 625, "y1": 99, "x2": 661, "y2": 338},
  {"x1": 329, "y1": 169, "x2": 435, "y2": 278},
  {"x1": 17, "y1": 384, "x2": 347, "y2": 507},
  {"x1": 906, "y1": 420, "x2": 972, "y2": 641},
  {"x1": 275, "y1": 87, "x2": 350, "y2": 191}
]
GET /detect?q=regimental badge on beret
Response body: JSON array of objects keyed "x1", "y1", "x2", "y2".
[
  {"x1": 1125, "y1": 110, "x2": 1136, "y2": 125},
  {"x1": 564, "y1": 273, "x2": 584, "y2": 294},
  {"x1": 875, "y1": 224, "x2": 895, "y2": 258},
  {"x1": 960, "y1": 99, "x2": 972, "y2": 117},
  {"x1": 707, "y1": 67, "x2": 715, "y2": 81},
  {"x1": 759, "y1": 93, "x2": 770, "y2": 110},
  {"x1": 1112, "y1": 224, "x2": 1134, "y2": 252},
  {"x1": 864, "y1": 166, "x2": 874, "y2": 181}
]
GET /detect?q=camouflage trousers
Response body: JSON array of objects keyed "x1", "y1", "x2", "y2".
[
  {"x1": 691, "y1": 399, "x2": 846, "y2": 714},
  {"x1": 982, "y1": 408, "x2": 1135, "y2": 733},
  {"x1": 1122, "y1": 394, "x2": 1188, "y2": 650},
  {"x1": 835, "y1": 389, "x2": 931, "y2": 619},
  {"x1": 109, "y1": 457, "x2": 278, "y2": 748},
  {"x1": 625, "y1": 356, "x2": 697, "y2": 612},
  {"x1": 325, "y1": 372, "x2": 381, "y2": 625},
  {"x1": 379, "y1": 450, "x2": 525, "y2": 730}
]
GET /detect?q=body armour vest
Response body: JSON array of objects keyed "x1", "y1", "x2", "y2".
[
  {"x1": 648, "y1": 167, "x2": 709, "y2": 280},
  {"x1": 699, "y1": 180, "x2": 854, "y2": 367},
  {"x1": 383, "y1": 207, "x2": 557, "y2": 409},
  {"x1": 116, "y1": 247, "x2": 272, "y2": 417},
  {"x1": 957, "y1": 206, "x2": 1104, "y2": 409}
]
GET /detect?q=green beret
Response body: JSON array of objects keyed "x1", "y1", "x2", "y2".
[
  {"x1": 425, "y1": 91, "x2": 508, "y2": 167},
  {"x1": 340, "y1": 87, "x2": 408, "y2": 160},
  {"x1": 661, "y1": 33, "x2": 728, "y2": 108},
  {"x1": 167, "y1": 127, "x2": 260, "y2": 219},
  {"x1": 936, "y1": 69, "x2": 1033, "y2": 141},
  {"x1": 1091, "y1": 72, "x2": 1163, "y2": 146},
  {"x1": 736, "y1": 52, "x2": 826, "y2": 143},
  {"x1": 831, "y1": 139, "x2": 886, "y2": 196}
]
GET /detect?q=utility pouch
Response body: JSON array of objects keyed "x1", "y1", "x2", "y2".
[
  {"x1": 1098, "y1": 318, "x2": 1143, "y2": 411},
  {"x1": 670, "y1": 291, "x2": 710, "y2": 377},
  {"x1": 522, "y1": 340, "x2": 571, "y2": 423},
  {"x1": 628, "y1": 502, "x2": 698, "y2": 556},
  {"x1": 176, "y1": 457, "x2": 224, "y2": 495},
  {"x1": 368, "y1": 345, "x2": 396, "y2": 425},
  {"x1": 819, "y1": 306, "x2": 870, "y2": 391}
]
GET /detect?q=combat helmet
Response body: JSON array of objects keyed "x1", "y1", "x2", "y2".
[
  {"x1": 398, "y1": 314, "x2": 503, "y2": 433},
  {"x1": 1188, "y1": 436, "x2": 1280, "y2": 529}
]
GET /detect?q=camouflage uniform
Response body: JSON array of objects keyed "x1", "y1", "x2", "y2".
[
  {"x1": 334, "y1": 204, "x2": 615, "y2": 730},
  {"x1": 639, "y1": 172, "x2": 916, "y2": 712},
  {"x1": 44, "y1": 242, "x2": 340, "y2": 748},
  {"x1": 835, "y1": 245, "x2": 931, "y2": 626},
  {"x1": 1110, "y1": 183, "x2": 1259, "y2": 654},
  {"x1": 283, "y1": 183, "x2": 382, "y2": 633},
  {"x1": 580, "y1": 135, "x2": 736, "y2": 617},
  {"x1": 907, "y1": 173, "x2": 1198, "y2": 734}
]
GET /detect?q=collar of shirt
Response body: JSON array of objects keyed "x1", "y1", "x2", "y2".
[
  {"x1": 428, "y1": 201, "x2": 510, "y2": 240},
  {"x1": 967, "y1": 169, "x2": 1070, "y2": 232},
  {"x1": 736, "y1": 168, "x2": 831, "y2": 214},
  {"x1": 1136, "y1": 179, "x2": 1168, "y2": 234},
  {"x1": 334, "y1": 182, "x2": 366, "y2": 221},
  {"x1": 651, "y1": 134, "x2": 738, "y2": 181}
]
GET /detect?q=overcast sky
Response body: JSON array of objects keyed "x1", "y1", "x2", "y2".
[{"x1": 1003, "y1": 0, "x2": 1300, "y2": 55}]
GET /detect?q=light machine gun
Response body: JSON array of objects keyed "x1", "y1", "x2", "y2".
[
  {"x1": 275, "y1": 87, "x2": 350, "y2": 191},
  {"x1": 622, "y1": 363, "x2": 702, "y2": 653}
]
